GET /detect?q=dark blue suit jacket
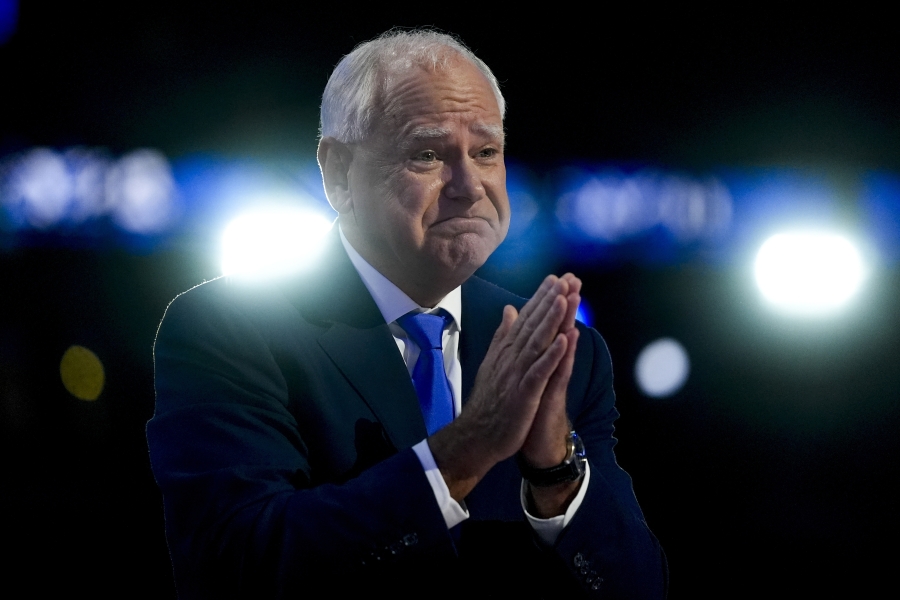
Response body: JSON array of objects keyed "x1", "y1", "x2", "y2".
[{"x1": 147, "y1": 231, "x2": 667, "y2": 598}]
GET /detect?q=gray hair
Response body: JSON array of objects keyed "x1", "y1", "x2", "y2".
[{"x1": 320, "y1": 29, "x2": 505, "y2": 143}]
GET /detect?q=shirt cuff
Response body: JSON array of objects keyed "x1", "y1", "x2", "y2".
[
  {"x1": 521, "y1": 462, "x2": 591, "y2": 546},
  {"x1": 412, "y1": 439, "x2": 469, "y2": 530}
]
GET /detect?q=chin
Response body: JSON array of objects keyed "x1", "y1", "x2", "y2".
[{"x1": 430, "y1": 234, "x2": 498, "y2": 277}]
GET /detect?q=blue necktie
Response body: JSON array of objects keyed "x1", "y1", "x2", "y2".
[{"x1": 396, "y1": 310, "x2": 454, "y2": 436}]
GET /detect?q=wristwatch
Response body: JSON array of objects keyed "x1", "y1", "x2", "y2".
[{"x1": 517, "y1": 430, "x2": 587, "y2": 487}]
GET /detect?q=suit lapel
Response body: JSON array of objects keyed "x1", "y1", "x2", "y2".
[
  {"x1": 459, "y1": 277, "x2": 528, "y2": 405},
  {"x1": 460, "y1": 280, "x2": 493, "y2": 404},
  {"x1": 280, "y1": 228, "x2": 427, "y2": 450}
]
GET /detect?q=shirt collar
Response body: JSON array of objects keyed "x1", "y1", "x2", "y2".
[{"x1": 339, "y1": 226, "x2": 462, "y2": 331}]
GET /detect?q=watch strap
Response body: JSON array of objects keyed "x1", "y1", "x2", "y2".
[{"x1": 517, "y1": 430, "x2": 586, "y2": 487}]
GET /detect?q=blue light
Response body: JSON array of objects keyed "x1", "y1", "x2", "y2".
[
  {"x1": 0, "y1": 147, "x2": 178, "y2": 235},
  {"x1": 551, "y1": 166, "x2": 735, "y2": 265},
  {"x1": 169, "y1": 155, "x2": 334, "y2": 242},
  {"x1": 860, "y1": 172, "x2": 900, "y2": 264},
  {"x1": 0, "y1": 0, "x2": 18, "y2": 45},
  {"x1": 721, "y1": 169, "x2": 841, "y2": 261},
  {"x1": 480, "y1": 162, "x2": 559, "y2": 289},
  {"x1": 575, "y1": 299, "x2": 593, "y2": 328},
  {"x1": 555, "y1": 168, "x2": 732, "y2": 245}
]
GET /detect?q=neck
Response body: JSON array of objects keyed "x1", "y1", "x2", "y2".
[{"x1": 340, "y1": 224, "x2": 467, "y2": 308}]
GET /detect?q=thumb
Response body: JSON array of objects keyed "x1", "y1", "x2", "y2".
[{"x1": 492, "y1": 305, "x2": 518, "y2": 343}]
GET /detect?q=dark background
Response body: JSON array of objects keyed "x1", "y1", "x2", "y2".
[{"x1": 2, "y1": 4, "x2": 898, "y2": 597}]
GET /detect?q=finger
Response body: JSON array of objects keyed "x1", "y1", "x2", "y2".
[
  {"x1": 561, "y1": 292, "x2": 580, "y2": 332},
  {"x1": 483, "y1": 304, "x2": 518, "y2": 364},
  {"x1": 560, "y1": 273, "x2": 582, "y2": 297},
  {"x1": 519, "y1": 328, "x2": 579, "y2": 466},
  {"x1": 558, "y1": 274, "x2": 582, "y2": 331},
  {"x1": 512, "y1": 291, "x2": 568, "y2": 360},
  {"x1": 497, "y1": 279, "x2": 552, "y2": 354},
  {"x1": 497, "y1": 304, "x2": 517, "y2": 340},
  {"x1": 515, "y1": 275, "x2": 558, "y2": 325},
  {"x1": 512, "y1": 276, "x2": 570, "y2": 348},
  {"x1": 542, "y1": 327, "x2": 579, "y2": 406},
  {"x1": 519, "y1": 332, "x2": 568, "y2": 398}
]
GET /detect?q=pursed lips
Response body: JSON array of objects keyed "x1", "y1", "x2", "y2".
[{"x1": 429, "y1": 215, "x2": 494, "y2": 230}]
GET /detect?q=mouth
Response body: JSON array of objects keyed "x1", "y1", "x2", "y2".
[
  {"x1": 433, "y1": 215, "x2": 490, "y2": 226},
  {"x1": 429, "y1": 216, "x2": 493, "y2": 232}
]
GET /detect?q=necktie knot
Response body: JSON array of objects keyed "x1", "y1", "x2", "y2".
[{"x1": 396, "y1": 310, "x2": 450, "y2": 351}]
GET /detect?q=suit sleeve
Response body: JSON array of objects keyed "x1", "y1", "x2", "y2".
[
  {"x1": 554, "y1": 325, "x2": 669, "y2": 598},
  {"x1": 146, "y1": 285, "x2": 454, "y2": 599}
]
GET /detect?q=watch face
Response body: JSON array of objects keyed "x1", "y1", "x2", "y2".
[{"x1": 572, "y1": 431, "x2": 586, "y2": 459}]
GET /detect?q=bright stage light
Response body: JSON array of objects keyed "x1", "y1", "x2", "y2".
[
  {"x1": 754, "y1": 231, "x2": 865, "y2": 316},
  {"x1": 635, "y1": 338, "x2": 690, "y2": 398},
  {"x1": 221, "y1": 208, "x2": 333, "y2": 278}
]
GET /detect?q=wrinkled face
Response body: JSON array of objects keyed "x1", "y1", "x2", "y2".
[{"x1": 344, "y1": 57, "x2": 509, "y2": 301}]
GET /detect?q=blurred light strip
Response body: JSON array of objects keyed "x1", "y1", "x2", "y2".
[
  {"x1": 1, "y1": 147, "x2": 177, "y2": 234},
  {"x1": 555, "y1": 170, "x2": 733, "y2": 244}
]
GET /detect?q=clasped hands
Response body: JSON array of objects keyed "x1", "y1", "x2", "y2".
[{"x1": 429, "y1": 273, "x2": 583, "y2": 517}]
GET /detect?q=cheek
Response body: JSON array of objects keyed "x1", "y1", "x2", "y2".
[
  {"x1": 394, "y1": 175, "x2": 443, "y2": 220},
  {"x1": 490, "y1": 189, "x2": 512, "y2": 227}
]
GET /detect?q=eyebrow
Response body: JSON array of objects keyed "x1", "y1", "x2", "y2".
[
  {"x1": 409, "y1": 126, "x2": 453, "y2": 139},
  {"x1": 400, "y1": 124, "x2": 505, "y2": 149},
  {"x1": 472, "y1": 123, "x2": 505, "y2": 142}
]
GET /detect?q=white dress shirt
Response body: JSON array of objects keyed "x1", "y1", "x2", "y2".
[{"x1": 339, "y1": 228, "x2": 589, "y2": 545}]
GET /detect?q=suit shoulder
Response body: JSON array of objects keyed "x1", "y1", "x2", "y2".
[
  {"x1": 463, "y1": 275, "x2": 528, "y2": 310},
  {"x1": 157, "y1": 274, "x2": 305, "y2": 348},
  {"x1": 163, "y1": 273, "x2": 304, "y2": 317}
]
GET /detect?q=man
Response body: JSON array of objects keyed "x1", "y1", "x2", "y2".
[{"x1": 148, "y1": 30, "x2": 666, "y2": 598}]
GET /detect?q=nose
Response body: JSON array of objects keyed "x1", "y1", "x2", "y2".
[{"x1": 442, "y1": 157, "x2": 484, "y2": 203}]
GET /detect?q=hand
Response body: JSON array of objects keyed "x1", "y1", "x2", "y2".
[
  {"x1": 429, "y1": 275, "x2": 576, "y2": 501},
  {"x1": 520, "y1": 273, "x2": 581, "y2": 468},
  {"x1": 521, "y1": 274, "x2": 584, "y2": 518}
]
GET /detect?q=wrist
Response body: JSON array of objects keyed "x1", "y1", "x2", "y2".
[
  {"x1": 525, "y1": 476, "x2": 583, "y2": 518},
  {"x1": 518, "y1": 430, "x2": 586, "y2": 487},
  {"x1": 429, "y1": 420, "x2": 498, "y2": 502}
]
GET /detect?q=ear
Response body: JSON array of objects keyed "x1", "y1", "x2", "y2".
[{"x1": 317, "y1": 137, "x2": 355, "y2": 215}]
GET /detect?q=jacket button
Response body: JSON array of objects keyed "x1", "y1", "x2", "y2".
[
  {"x1": 574, "y1": 553, "x2": 585, "y2": 567},
  {"x1": 403, "y1": 533, "x2": 418, "y2": 546},
  {"x1": 591, "y1": 578, "x2": 604, "y2": 591}
]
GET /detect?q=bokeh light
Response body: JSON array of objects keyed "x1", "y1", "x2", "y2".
[
  {"x1": 107, "y1": 149, "x2": 177, "y2": 233},
  {"x1": 0, "y1": 146, "x2": 177, "y2": 234},
  {"x1": 635, "y1": 338, "x2": 690, "y2": 398},
  {"x1": 556, "y1": 171, "x2": 732, "y2": 243},
  {"x1": 60, "y1": 345, "x2": 105, "y2": 401},
  {"x1": 7, "y1": 148, "x2": 73, "y2": 228},
  {"x1": 221, "y1": 207, "x2": 333, "y2": 278},
  {"x1": 754, "y1": 231, "x2": 866, "y2": 316},
  {"x1": 67, "y1": 148, "x2": 113, "y2": 222}
]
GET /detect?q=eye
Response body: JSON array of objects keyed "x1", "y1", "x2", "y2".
[
  {"x1": 477, "y1": 147, "x2": 500, "y2": 159},
  {"x1": 413, "y1": 150, "x2": 438, "y2": 162}
]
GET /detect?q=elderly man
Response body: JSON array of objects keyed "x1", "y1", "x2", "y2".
[{"x1": 148, "y1": 30, "x2": 666, "y2": 598}]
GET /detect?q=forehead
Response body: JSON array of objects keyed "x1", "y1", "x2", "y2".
[{"x1": 376, "y1": 58, "x2": 503, "y2": 141}]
